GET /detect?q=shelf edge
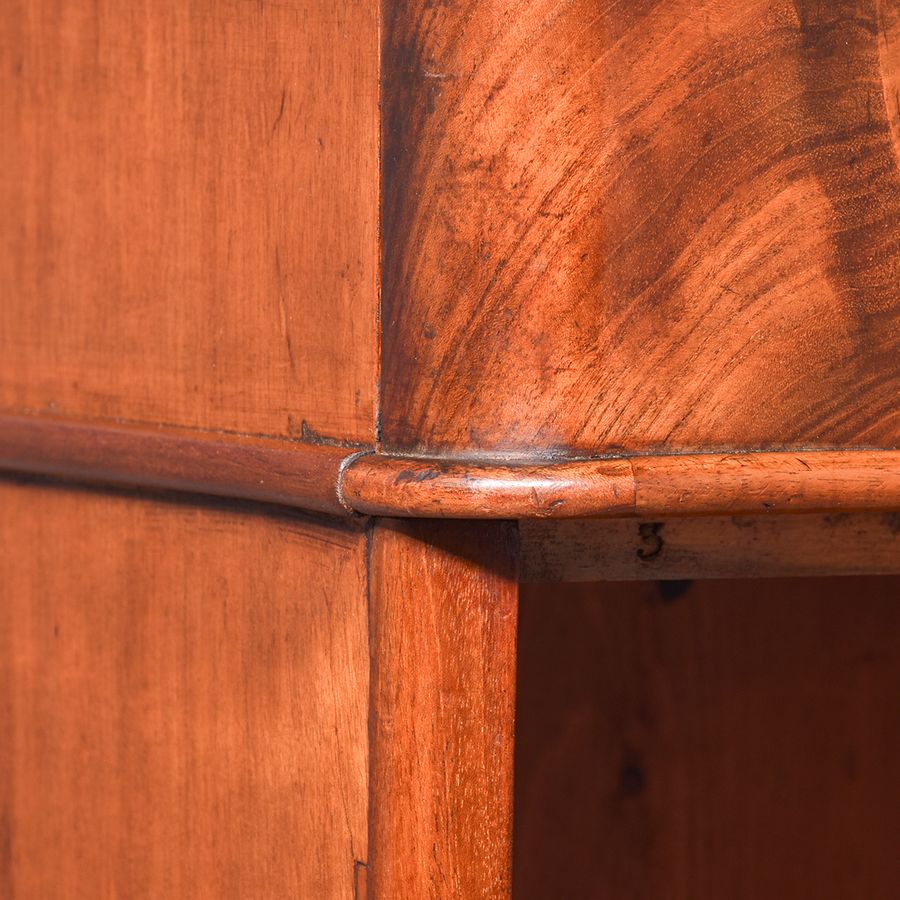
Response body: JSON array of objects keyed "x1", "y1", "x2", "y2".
[
  {"x1": 2, "y1": 414, "x2": 899, "y2": 519},
  {"x1": 341, "y1": 449, "x2": 900, "y2": 519},
  {"x1": 0, "y1": 414, "x2": 355, "y2": 517}
]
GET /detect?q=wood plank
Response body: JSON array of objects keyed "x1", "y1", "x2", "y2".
[
  {"x1": 0, "y1": 0, "x2": 378, "y2": 444},
  {"x1": 521, "y1": 511, "x2": 900, "y2": 582},
  {"x1": 0, "y1": 479, "x2": 369, "y2": 898},
  {"x1": 368, "y1": 520, "x2": 519, "y2": 898},
  {"x1": 381, "y1": 0, "x2": 900, "y2": 456},
  {"x1": 0, "y1": 413, "x2": 360, "y2": 516},
  {"x1": 514, "y1": 576, "x2": 900, "y2": 899}
]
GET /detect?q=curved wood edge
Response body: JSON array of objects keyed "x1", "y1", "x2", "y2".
[
  {"x1": 341, "y1": 451, "x2": 900, "y2": 519},
  {"x1": 342, "y1": 456, "x2": 636, "y2": 518},
  {"x1": 0, "y1": 414, "x2": 358, "y2": 516},
  {"x1": 2, "y1": 414, "x2": 899, "y2": 519}
]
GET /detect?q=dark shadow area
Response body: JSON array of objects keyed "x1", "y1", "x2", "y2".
[
  {"x1": 514, "y1": 576, "x2": 900, "y2": 899},
  {"x1": 0, "y1": 470, "x2": 361, "y2": 534}
]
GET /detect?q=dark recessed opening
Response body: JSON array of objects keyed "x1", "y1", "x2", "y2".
[{"x1": 513, "y1": 576, "x2": 900, "y2": 899}]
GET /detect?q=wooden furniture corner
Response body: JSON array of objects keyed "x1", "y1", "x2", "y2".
[{"x1": 2, "y1": 2, "x2": 898, "y2": 898}]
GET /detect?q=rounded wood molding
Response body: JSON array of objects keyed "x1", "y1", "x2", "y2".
[
  {"x1": 341, "y1": 450, "x2": 900, "y2": 519},
  {"x1": 2, "y1": 414, "x2": 898, "y2": 520},
  {"x1": 0, "y1": 413, "x2": 354, "y2": 517}
]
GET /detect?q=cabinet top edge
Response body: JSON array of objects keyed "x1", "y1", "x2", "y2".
[
  {"x1": 3, "y1": 413, "x2": 896, "y2": 520},
  {"x1": 341, "y1": 450, "x2": 900, "y2": 519}
]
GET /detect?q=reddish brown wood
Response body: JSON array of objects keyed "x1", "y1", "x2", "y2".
[
  {"x1": 0, "y1": 479, "x2": 369, "y2": 898},
  {"x1": 381, "y1": 0, "x2": 900, "y2": 457},
  {"x1": 0, "y1": 414, "x2": 358, "y2": 516},
  {"x1": 342, "y1": 449, "x2": 900, "y2": 518},
  {"x1": 630, "y1": 450, "x2": 900, "y2": 517},
  {"x1": 0, "y1": 0, "x2": 378, "y2": 444},
  {"x1": 3, "y1": 416, "x2": 897, "y2": 521},
  {"x1": 343, "y1": 454, "x2": 635, "y2": 518},
  {"x1": 3, "y1": 3, "x2": 900, "y2": 897},
  {"x1": 521, "y1": 512, "x2": 900, "y2": 582},
  {"x1": 514, "y1": 576, "x2": 900, "y2": 899},
  {"x1": 368, "y1": 520, "x2": 518, "y2": 899}
]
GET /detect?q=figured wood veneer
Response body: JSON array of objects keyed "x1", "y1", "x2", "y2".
[
  {"x1": 381, "y1": 0, "x2": 900, "y2": 456},
  {"x1": 3, "y1": 3, "x2": 899, "y2": 899}
]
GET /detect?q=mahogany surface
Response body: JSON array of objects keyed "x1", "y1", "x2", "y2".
[
  {"x1": 6, "y1": 415, "x2": 900, "y2": 520},
  {"x1": 368, "y1": 520, "x2": 519, "y2": 899},
  {"x1": 0, "y1": 0, "x2": 379, "y2": 444},
  {"x1": 0, "y1": 479, "x2": 369, "y2": 899},
  {"x1": 1, "y1": 2, "x2": 898, "y2": 897},
  {"x1": 515, "y1": 576, "x2": 900, "y2": 900},
  {"x1": 0, "y1": 413, "x2": 354, "y2": 516},
  {"x1": 381, "y1": 0, "x2": 900, "y2": 456},
  {"x1": 521, "y1": 511, "x2": 900, "y2": 582},
  {"x1": 343, "y1": 448, "x2": 900, "y2": 518}
]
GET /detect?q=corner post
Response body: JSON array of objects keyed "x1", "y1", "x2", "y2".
[{"x1": 367, "y1": 519, "x2": 519, "y2": 898}]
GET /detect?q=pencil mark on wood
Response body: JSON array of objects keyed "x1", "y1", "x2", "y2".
[{"x1": 637, "y1": 523, "x2": 664, "y2": 561}]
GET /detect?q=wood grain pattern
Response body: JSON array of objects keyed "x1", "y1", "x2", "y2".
[
  {"x1": 521, "y1": 511, "x2": 900, "y2": 582},
  {"x1": 629, "y1": 449, "x2": 900, "y2": 517},
  {"x1": 381, "y1": 0, "x2": 900, "y2": 457},
  {"x1": 0, "y1": 413, "x2": 358, "y2": 516},
  {"x1": 343, "y1": 449, "x2": 900, "y2": 518},
  {"x1": 0, "y1": 479, "x2": 369, "y2": 898},
  {"x1": 368, "y1": 520, "x2": 518, "y2": 899},
  {"x1": 514, "y1": 576, "x2": 900, "y2": 899},
  {"x1": 0, "y1": 0, "x2": 378, "y2": 444},
  {"x1": 343, "y1": 453, "x2": 635, "y2": 518},
  {"x1": 4, "y1": 415, "x2": 896, "y2": 519}
]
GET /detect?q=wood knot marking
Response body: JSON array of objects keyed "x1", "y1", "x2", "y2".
[
  {"x1": 619, "y1": 760, "x2": 647, "y2": 796},
  {"x1": 636, "y1": 522, "x2": 664, "y2": 560},
  {"x1": 657, "y1": 580, "x2": 692, "y2": 603}
]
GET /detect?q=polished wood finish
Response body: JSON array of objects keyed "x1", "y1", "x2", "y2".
[
  {"x1": 381, "y1": 0, "x2": 900, "y2": 456},
  {"x1": 343, "y1": 449, "x2": 900, "y2": 519},
  {"x1": 522, "y1": 512, "x2": 900, "y2": 582},
  {"x1": 629, "y1": 450, "x2": 900, "y2": 516},
  {"x1": 0, "y1": 0, "x2": 378, "y2": 444},
  {"x1": 5, "y1": 416, "x2": 898, "y2": 521},
  {"x1": 0, "y1": 479, "x2": 369, "y2": 898},
  {"x1": 0, "y1": 414, "x2": 358, "y2": 516},
  {"x1": 514, "y1": 576, "x2": 900, "y2": 899},
  {"x1": 3, "y1": 2, "x2": 899, "y2": 896},
  {"x1": 368, "y1": 520, "x2": 518, "y2": 899},
  {"x1": 344, "y1": 454, "x2": 634, "y2": 518}
]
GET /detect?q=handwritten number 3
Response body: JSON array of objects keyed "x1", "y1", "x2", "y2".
[{"x1": 637, "y1": 522, "x2": 664, "y2": 560}]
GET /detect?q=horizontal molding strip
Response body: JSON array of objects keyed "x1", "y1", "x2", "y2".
[
  {"x1": 1, "y1": 414, "x2": 899, "y2": 519},
  {"x1": 0, "y1": 414, "x2": 356, "y2": 517},
  {"x1": 341, "y1": 449, "x2": 900, "y2": 518}
]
